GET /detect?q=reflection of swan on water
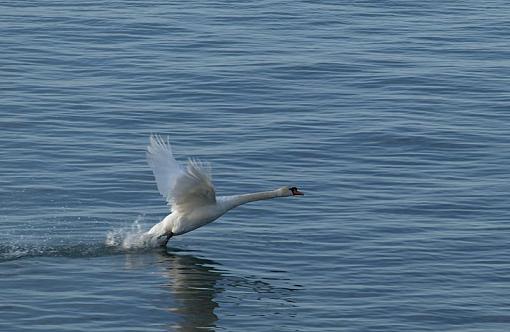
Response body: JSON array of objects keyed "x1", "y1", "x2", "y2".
[
  {"x1": 159, "y1": 250, "x2": 299, "y2": 331},
  {"x1": 162, "y1": 250, "x2": 222, "y2": 330},
  {"x1": 123, "y1": 250, "x2": 298, "y2": 331},
  {"x1": 122, "y1": 249, "x2": 223, "y2": 330}
]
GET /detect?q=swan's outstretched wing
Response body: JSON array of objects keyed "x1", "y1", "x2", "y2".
[
  {"x1": 171, "y1": 158, "x2": 216, "y2": 213},
  {"x1": 146, "y1": 135, "x2": 181, "y2": 199},
  {"x1": 146, "y1": 135, "x2": 216, "y2": 212}
]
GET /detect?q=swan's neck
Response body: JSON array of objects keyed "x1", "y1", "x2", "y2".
[{"x1": 220, "y1": 190, "x2": 283, "y2": 211}]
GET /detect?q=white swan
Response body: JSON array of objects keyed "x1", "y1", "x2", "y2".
[{"x1": 145, "y1": 135, "x2": 303, "y2": 246}]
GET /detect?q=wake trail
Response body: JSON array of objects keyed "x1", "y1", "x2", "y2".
[{"x1": 0, "y1": 219, "x2": 163, "y2": 262}]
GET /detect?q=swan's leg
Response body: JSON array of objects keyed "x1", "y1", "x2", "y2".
[{"x1": 161, "y1": 232, "x2": 173, "y2": 247}]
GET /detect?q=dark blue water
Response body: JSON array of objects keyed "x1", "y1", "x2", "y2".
[{"x1": 1, "y1": 1, "x2": 510, "y2": 331}]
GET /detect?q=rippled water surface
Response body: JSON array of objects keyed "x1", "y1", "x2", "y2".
[{"x1": 1, "y1": 1, "x2": 510, "y2": 331}]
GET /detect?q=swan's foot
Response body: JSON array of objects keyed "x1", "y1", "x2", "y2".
[{"x1": 160, "y1": 233, "x2": 173, "y2": 247}]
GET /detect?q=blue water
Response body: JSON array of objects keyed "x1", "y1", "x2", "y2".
[{"x1": 1, "y1": 1, "x2": 510, "y2": 331}]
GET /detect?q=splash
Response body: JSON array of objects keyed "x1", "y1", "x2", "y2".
[{"x1": 105, "y1": 217, "x2": 162, "y2": 249}]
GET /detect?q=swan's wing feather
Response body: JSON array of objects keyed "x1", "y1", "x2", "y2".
[
  {"x1": 147, "y1": 135, "x2": 216, "y2": 212},
  {"x1": 146, "y1": 135, "x2": 183, "y2": 200},
  {"x1": 171, "y1": 158, "x2": 216, "y2": 212}
]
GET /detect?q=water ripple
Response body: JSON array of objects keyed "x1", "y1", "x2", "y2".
[{"x1": 2, "y1": 0, "x2": 510, "y2": 331}]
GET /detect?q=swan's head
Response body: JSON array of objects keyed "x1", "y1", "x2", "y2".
[{"x1": 278, "y1": 186, "x2": 304, "y2": 197}]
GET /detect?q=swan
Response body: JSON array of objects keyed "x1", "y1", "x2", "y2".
[{"x1": 145, "y1": 135, "x2": 303, "y2": 246}]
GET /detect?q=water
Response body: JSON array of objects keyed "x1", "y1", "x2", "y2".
[{"x1": 1, "y1": 1, "x2": 510, "y2": 331}]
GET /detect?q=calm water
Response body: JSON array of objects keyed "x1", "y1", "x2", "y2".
[{"x1": 1, "y1": 1, "x2": 510, "y2": 331}]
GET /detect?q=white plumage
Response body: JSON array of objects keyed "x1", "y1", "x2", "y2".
[{"x1": 145, "y1": 135, "x2": 303, "y2": 245}]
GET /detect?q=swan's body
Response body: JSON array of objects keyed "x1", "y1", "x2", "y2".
[{"x1": 145, "y1": 135, "x2": 303, "y2": 244}]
